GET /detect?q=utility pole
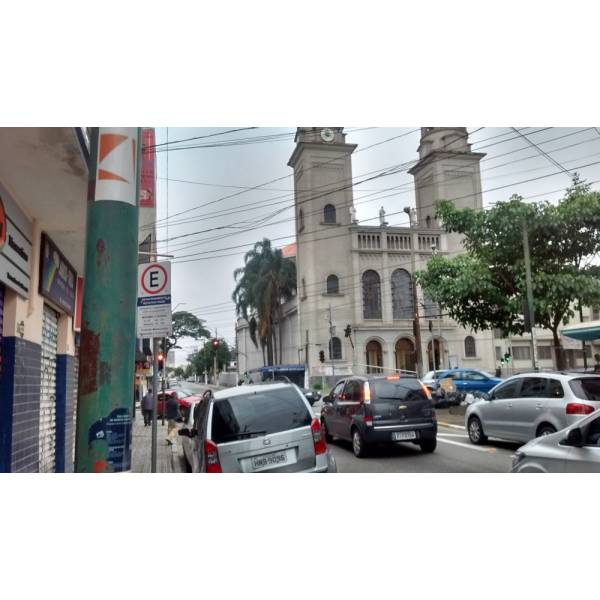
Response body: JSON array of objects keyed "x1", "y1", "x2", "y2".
[
  {"x1": 432, "y1": 241, "x2": 443, "y2": 370},
  {"x1": 305, "y1": 329, "x2": 310, "y2": 389},
  {"x1": 213, "y1": 328, "x2": 218, "y2": 385},
  {"x1": 328, "y1": 305, "x2": 335, "y2": 378},
  {"x1": 151, "y1": 339, "x2": 158, "y2": 472},
  {"x1": 75, "y1": 127, "x2": 141, "y2": 473},
  {"x1": 404, "y1": 207, "x2": 423, "y2": 376},
  {"x1": 579, "y1": 303, "x2": 588, "y2": 371},
  {"x1": 522, "y1": 219, "x2": 538, "y2": 371},
  {"x1": 161, "y1": 337, "x2": 166, "y2": 426}
]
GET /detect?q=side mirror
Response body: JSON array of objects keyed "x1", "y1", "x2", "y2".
[
  {"x1": 323, "y1": 395, "x2": 333, "y2": 403},
  {"x1": 178, "y1": 428, "x2": 198, "y2": 438},
  {"x1": 563, "y1": 427, "x2": 584, "y2": 447},
  {"x1": 307, "y1": 397, "x2": 316, "y2": 406}
]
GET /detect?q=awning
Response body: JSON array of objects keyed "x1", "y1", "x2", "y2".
[{"x1": 560, "y1": 320, "x2": 600, "y2": 341}]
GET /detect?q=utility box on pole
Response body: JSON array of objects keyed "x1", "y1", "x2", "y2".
[{"x1": 75, "y1": 128, "x2": 141, "y2": 473}]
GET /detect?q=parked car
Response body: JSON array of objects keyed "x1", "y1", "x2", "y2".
[
  {"x1": 512, "y1": 408, "x2": 600, "y2": 472},
  {"x1": 266, "y1": 374, "x2": 321, "y2": 405},
  {"x1": 320, "y1": 374, "x2": 437, "y2": 458},
  {"x1": 421, "y1": 370, "x2": 460, "y2": 407},
  {"x1": 178, "y1": 383, "x2": 337, "y2": 473},
  {"x1": 466, "y1": 372, "x2": 600, "y2": 445},
  {"x1": 437, "y1": 369, "x2": 502, "y2": 401},
  {"x1": 180, "y1": 399, "x2": 201, "y2": 472},
  {"x1": 157, "y1": 388, "x2": 202, "y2": 418}
]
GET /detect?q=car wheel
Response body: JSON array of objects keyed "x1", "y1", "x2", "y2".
[
  {"x1": 468, "y1": 416, "x2": 487, "y2": 445},
  {"x1": 420, "y1": 437, "x2": 437, "y2": 453},
  {"x1": 322, "y1": 418, "x2": 333, "y2": 443},
  {"x1": 537, "y1": 424, "x2": 557, "y2": 437},
  {"x1": 352, "y1": 428, "x2": 368, "y2": 458}
]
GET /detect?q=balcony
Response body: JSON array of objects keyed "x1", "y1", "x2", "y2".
[{"x1": 355, "y1": 225, "x2": 443, "y2": 254}]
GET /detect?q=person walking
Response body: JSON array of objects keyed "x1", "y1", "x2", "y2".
[
  {"x1": 594, "y1": 353, "x2": 600, "y2": 374},
  {"x1": 166, "y1": 393, "x2": 180, "y2": 446},
  {"x1": 142, "y1": 388, "x2": 154, "y2": 427}
]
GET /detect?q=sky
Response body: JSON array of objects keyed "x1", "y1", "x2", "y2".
[{"x1": 151, "y1": 127, "x2": 600, "y2": 365}]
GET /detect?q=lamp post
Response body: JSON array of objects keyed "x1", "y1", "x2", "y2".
[{"x1": 404, "y1": 206, "x2": 423, "y2": 376}]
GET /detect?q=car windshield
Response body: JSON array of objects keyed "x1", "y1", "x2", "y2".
[
  {"x1": 423, "y1": 371, "x2": 445, "y2": 380},
  {"x1": 211, "y1": 387, "x2": 312, "y2": 444},
  {"x1": 372, "y1": 379, "x2": 427, "y2": 402},
  {"x1": 569, "y1": 378, "x2": 600, "y2": 401}
]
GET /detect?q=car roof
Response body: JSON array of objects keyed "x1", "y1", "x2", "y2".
[
  {"x1": 212, "y1": 382, "x2": 298, "y2": 400},
  {"x1": 504, "y1": 371, "x2": 600, "y2": 380}
]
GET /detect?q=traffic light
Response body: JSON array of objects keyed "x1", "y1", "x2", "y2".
[
  {"x1": 212, "y1": 338, "x2": 220, "y2": 350},
  {"x1": 157, "y1": 352, "x2": 164, "y2": 371},
  {"x1": 319, "y1": 350, "x2": 325, "y2": 363},
  {"x1": 344, "y1": 324, "x2": 352, "y2": 338},
  {"x1": 500, "y1": 351, "x2": 512, "y2": 365}
]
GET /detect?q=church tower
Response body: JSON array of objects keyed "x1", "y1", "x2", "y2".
[
  {"x1": 288, "y1": 127, "x2": 357, "y2": 380},
  {"x1": 409, "y1": 127, "x2": 485, "y2": 254}
]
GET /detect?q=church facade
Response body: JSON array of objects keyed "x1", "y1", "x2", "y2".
[{"x1": 235, "y1": 127, "x2": 597, "y2": 386}]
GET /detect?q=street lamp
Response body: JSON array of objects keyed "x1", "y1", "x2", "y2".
[{"x1": 404, "y1": 207, "x2": 423, "y2": 376}]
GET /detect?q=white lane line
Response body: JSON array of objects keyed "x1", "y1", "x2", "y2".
[
  {"x1": 437, "y1": 437, "x2": 497, "y2": 453},
  {"x1": 438, "y1": 432, "x2": 470, "y2": 438},
  {"x1": 438, "y1": 422, "x2": 466, "y2": 430}
]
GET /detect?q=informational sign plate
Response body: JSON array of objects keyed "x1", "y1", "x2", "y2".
[{"x1": 137, "y1": 261, "x2": 172, "y2": 338}]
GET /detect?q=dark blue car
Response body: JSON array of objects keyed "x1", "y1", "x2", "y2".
[{"x1": 436, "y1": 369, "x2": 503, "y2": 397}]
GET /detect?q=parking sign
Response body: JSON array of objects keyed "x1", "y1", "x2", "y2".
[{"x1": 137, "y1": 261, "x2": 172, "y2": 337}]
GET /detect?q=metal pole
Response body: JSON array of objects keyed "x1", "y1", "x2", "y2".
[
  {"x1": 328, "y1": 305, "x2": 335, "y2": 379},
  {"x1": 579, "y1": 303, "x2": 588, "y2": 371},
  {"x1": 151, "y1": 338, "x2": 158, "y2": 473},
  {"x1": 161, "y1": 337, "x2": 166, "y2": 426},
  {"x1": 522, "y1": 219, "x2": 538, "y2": 371},
  {"x1": 75, "y1": 127, "x2": 141, "y2": 473},
  {"x1": 407, "y1": 209, "x2": 423, "y2": 376},
  {"x1": 213, "y1": 328, "x2": 218, "y2": 386}
]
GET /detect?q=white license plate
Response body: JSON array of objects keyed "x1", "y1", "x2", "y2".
[
  {"x1": 251, "y1": 451, "x2": 288, "y2": 471},
  {"x1": 392, "y1": 431, "x2": 417, "y2": 441}
]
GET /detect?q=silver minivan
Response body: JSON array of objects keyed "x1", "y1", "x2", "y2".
[
  {"x1": 179, "y1": 383, "x2": 337, "y2": 473},
  {"x1": 466, "y1": 372, "x2": 600, "y2": 445}
]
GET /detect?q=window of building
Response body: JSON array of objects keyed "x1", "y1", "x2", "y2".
[
  {"x1": 326, "y1": 274, "x2": 339, "y2": 295},
  {"x1": 593, "y1": 307, "x2": 600, "y2": 321},
  {"x1": 323, "y1": 204, "x2": 336, "y2": 224},
  {"x1": 391, "y1": 268, "x2": 413, "y2": 319},
  {"x1": 329, "y1": 337, "x2": 342, "y2": 360},
  {"x1": 512, "y1": 346, "x2": 531, "y2": 361},
  {"x1": 537, "y1": 345, "x2": 552, "y2": 360},
  {"x1": 495, "y1": 346, "x2": 502, "y2": 361},
  {"x1": 425, "y1": 215, "x2": 432, "y2": 228},
  {"x1": 362, "y1": 270, "x2": 382, "y2": 319},
  {"x1": 464, "y1": 336, "x2": 476, "y2": 358},
  {"x1": 366, "y1": 340, "x2": 383, "y2": 373},
  {"x1": 422, "y1": 290, "x2": 438, "y2": 318}
]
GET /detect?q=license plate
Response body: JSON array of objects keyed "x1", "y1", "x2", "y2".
[
  {"x1": 251, "y1": 451, "x2": 288, "y2": 471},
  {"x1": 392, "y1": 431, "x2": 417, "y2": 441}
]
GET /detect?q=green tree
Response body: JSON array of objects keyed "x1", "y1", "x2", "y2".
[
  {"x1": 188, "y1": 338, "x2": 232, "y2": 378},
  {"x1": 416, "y1": 176, "x2": 600, "y2": 369},
  {"x1": 166, "y1": 310, "x2": 211, "y2": 355},
  {"x1": 232, "y1": 238, "x2": 296, "y2": 366}
]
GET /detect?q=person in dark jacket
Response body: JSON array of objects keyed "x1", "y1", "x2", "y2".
[
  {"x1": 166, "y1": 394, "x2": 180, "y2": 446},
  {"x1": 142, "y1": 388, "x2": 154, "y2": 426}
]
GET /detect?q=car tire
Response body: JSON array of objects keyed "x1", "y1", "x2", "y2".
[
  {"x1": 468, "y1": 416, "x2": 487, "y2": 445},
  {"x1": 352, "y1": 427, "x2": 368, "y2": 458},
  {"x1": 537, "y1": 424, "x2": 557, "y2": 437},
  {"x1": 420, "y1": 437, "x2": 437, "y2": 453},
  {"x1": 322, "y1": 418, "x2": 333, "y2": 443}
]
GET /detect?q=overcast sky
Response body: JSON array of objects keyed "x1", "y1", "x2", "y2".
[{"x1": 151, "y1": 127, "x2": 600, "y2": 365}]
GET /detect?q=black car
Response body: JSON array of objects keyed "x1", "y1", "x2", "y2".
[{"x1": 320, "y1": 375, "x2": 437, "y2": 458}]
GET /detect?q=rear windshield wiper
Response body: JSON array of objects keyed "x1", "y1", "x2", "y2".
[{"x1": 218, "y1": 430, "x2": 268, "y2": 441}]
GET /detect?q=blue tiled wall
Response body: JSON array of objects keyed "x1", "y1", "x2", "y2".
[{"x1": 56, "y1": 354, "x2": 76, "y2": 473}]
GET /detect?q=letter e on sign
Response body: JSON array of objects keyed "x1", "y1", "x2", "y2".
[{"x1": 138, "y1": 261, "x2": 171, "y2": 300}]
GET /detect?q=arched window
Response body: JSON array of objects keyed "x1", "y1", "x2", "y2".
[
  {"x1": 298, "y1": 209, "x2": 304, "y2": 231},
  {"x1": 425, "y1": 215, "x2": 432, "y2": 228},
  {"x1": 326, "y1": 274, "x2": 339, "y2": 295},
  {"x1": 464, "y1": 335, "x2": 476, "y2": 358},
  {"x1": 323, "y1": 204, "x2": 336, "y2": 224},
  {"x1": 423, "y1": 290, "x2": 438, "y2": 318},
  {"x1": 329, "y1": 337, "x2": 342, "y2": 360},
  {"x1": 391, "y1": 268, "x2": 413, "y2": 319},
  {"x1": 366, "y1": 340, "x2": 383, "y2": 374},
  {"x1": 362, "y1": 270, "x2": 382, "y2": 319}
]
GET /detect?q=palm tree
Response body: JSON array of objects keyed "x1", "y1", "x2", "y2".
[{"x1": 232, "y1": 238, "x2": 296, "y2": 367}]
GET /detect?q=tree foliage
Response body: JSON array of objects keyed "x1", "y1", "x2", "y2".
[
  {"x1": 232, "y1": 238, "x2": 296, "y2": 366},
  {"x1": 416, "y1": 176, "x2": 600, "y2": 368},
  {"x1": 188, "y1": 338, "x2": 232, "y2": 377},
  {"x1": 166, "y1": 311, "x2": 211, "y2": 355}
]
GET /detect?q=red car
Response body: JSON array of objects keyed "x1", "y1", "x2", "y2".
[{"x1": 156, "y1": 389, "x2": 203, "y2": 418}]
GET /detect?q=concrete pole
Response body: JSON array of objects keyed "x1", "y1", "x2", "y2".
[
  {"x1": 522, "y1": 219, "x2": 538, "y2": 371},
  {"x1": 405, "y1": 208, "x2": 423, "y2": 376},
  {"x1": 75, "y1": 127, "x2": 141, "y2": 473}
]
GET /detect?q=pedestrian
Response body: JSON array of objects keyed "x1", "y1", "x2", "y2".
[
  {"x1": 166, "y1": 393, "x2": 180, "y2": 446},
  {"x1": 142, "y1": 388, "x2": 154, "y2": 427},
  {"x1": 594, "y1": 353, "x2": 600, "y2": 373}
]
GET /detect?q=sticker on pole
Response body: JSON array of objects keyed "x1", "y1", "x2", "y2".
[{"x1": 137, "y1": 261, "x2": 172, "y2": 337}]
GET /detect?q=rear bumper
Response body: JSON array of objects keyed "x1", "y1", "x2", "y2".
[{"x1": 363, "y1": 422, "x2": 437, "y2": 444}]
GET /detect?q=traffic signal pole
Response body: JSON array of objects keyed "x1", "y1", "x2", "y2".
[{"x1": 75, "y1": 127, "x2": 141, "y2": 473}]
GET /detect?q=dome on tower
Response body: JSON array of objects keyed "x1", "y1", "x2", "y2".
[{"x1": 418, "y1": 127, "x2": 471, "y2": 159}]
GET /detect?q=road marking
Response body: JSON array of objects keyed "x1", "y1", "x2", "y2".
[
  {"x1": 438, "y1": 432, "x2": 470, "y2": 438},
  {"x1": 438, "y1": 421, "x2": 466, "y2": 430},
  {"x1": 437, "y1": 437, "x2": 498, "y2": 453}
]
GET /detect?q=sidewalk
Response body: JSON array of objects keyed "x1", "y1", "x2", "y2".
[{"x1": 131, "y1": 410, "x2": 186, "y2": 473}]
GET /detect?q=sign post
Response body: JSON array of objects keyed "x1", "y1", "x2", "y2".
[{"x1": 136, "y1": 260, "x2": 172, "y2": 472}]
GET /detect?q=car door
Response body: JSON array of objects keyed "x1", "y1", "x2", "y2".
[
  {"x1": 326, "y1": 380, "x2": 346, "y2": 437},
  {"x1": 481, "y1": 378, "x2": 522, "y2": 439},
  {"x1": 511, "y1": 376, "x2": 548, "y2": 441},
  {"x1": 339, "y1": 379, "x2": 363, "y2": 440},
  {"x1": 450, "y1": 371, "x2": 467, "y2": 395},
  {"x1": 565, "y1": 414, "x2": 600, "y2": 472}
]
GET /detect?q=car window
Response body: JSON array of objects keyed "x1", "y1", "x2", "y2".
[
  {"x1": 465, "y1": 371, "x2": 487, "y2": 381},
  {"x1": 372, "y1": 379, "x2": 428, "y2": 402},
  {"x1": 569, "y1": 378, "x2": 600, "y2": 401},
  {"x1": 210, "y1": 387, "x2": 312, "y2": 443},
  {"x1": 493, "y1": 379, "x2": 520, "y2": 399},
  {"x1": 344, "y1": 380, "x2": 362, "y2": 402},
  {"x1": 423, "y1": 371, "x2": 435, "y2": 380},
  {"x1": 181, "y1": 403, "x2": 192, "y2": 424},
  {"x1": 447, "y1": 371, "x2": 462, "y2": 380},
  {"x1": 519, "y1": 377, "x2": 547, "y2": 398},
  {"x1": 331, "y1": 381, "x2": 345, "y2": 400},
  {"x1": 545, "y1": 379, "x2": 564, "y2": 398},
  {"x1": 584, "y1": 415, "x2": 600, "y2": 447}
]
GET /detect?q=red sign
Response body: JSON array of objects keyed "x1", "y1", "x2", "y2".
[
  {"x1": 74, "y1": 276, "x2": 84, "y2": 332},
  {"x1": 140, "y1": 128, "x2": 156, "y2": 208}
]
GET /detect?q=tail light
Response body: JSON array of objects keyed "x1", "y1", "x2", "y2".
[
  {"x1": 566, "y1": 403, "x2": 595, "y2": 415},
  {"x1": 204, "y1": 439, "x2": 222, "y2": 473},
  {"x1": 363, "y1": 382, "x2": 371, "y2": 404},
  {"x1": 311, "y1": 418, "x2": 327, "y2": 455},
  {"x1": 385, "y1": 375, "x2": 400, "y2": 381},
  {"x1": 364, "y1": 415, "x2": 373, "y2": 426}
]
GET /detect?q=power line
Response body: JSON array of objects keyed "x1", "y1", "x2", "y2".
[
  {"x1": 145, "y1": 127, "x2": 259, "y2": 150},
  {"x1": 510, "y1": 127, "x2": 572, "y2": 178}
]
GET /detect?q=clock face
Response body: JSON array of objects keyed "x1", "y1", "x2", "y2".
[{"x1": 321, "y1": 128, "x2": 335, "y2": 142}]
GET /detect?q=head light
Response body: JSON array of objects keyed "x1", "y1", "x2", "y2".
[{"x1": 512, "y1": 451, "x2": 525, "y2": 470}]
